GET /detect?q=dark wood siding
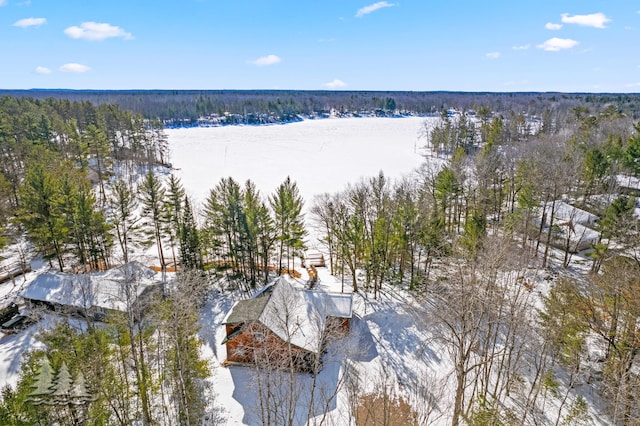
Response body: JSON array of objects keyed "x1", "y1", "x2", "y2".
[{"x1": 225, "y1": 322, "x2": 316, "y2": 371}]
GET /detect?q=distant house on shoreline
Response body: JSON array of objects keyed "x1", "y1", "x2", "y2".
[
  {"x1": 20, "y1": 261, "x2": 162, "y2": 321},
  {"x1": 222, "y1": 276, "x2": 353, "y2": 372}
]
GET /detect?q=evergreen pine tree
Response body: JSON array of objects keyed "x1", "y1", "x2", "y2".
[
  {"x1": 81, "y1": 125, "x2": 112, "y2": 207},
  {"x1": 18, "y1": 151, "x2": 68, "y2": 271},
  {"x1": 243, "y1": 180, "x2": 277, "y2": 285},
  {"x1": 165, "y1": 174, "x2": 186, "y2": 269},
  {"x1": 27, "y1": 358, "x2": 54, "y2": 405},
  {"x1": 140, "y1": 171, "x2": 167, "y2": 271},
  {"x1": 180, "y1": 196, "x2": 202, "y2": 270},
  {"x1": 203, "y1": 177, "x2": 245, "y2": 275},
  {"x1": 69, "y1": 371, "x2": 95, "y2": 404},
  {"x1": 109, "y1": 178, "x2": 139, "y2": 264},
  {"x1": 270, "y1": 176, "x2": 306, "y2": 273},
  {"x1": 50, "y1": 362, "x2": 73, "y2": 405}
]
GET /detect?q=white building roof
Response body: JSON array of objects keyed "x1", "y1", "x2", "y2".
[
  {"x1": 552, "y1": 201, "x2": 598, "y2": 226},
  {"x1": 552, "y1": 221, "x2": 600, "y2": 251},
  {"x1": 20, "y1": 261, "x2": 159, "y2": 313},
  {"x1": 616, "y1": 175, "x2": 640, "y2": 191}
]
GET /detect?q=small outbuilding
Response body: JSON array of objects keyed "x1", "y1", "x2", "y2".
[{"x1": 302, "y1": 251, "x2": 326, "y2": 268}]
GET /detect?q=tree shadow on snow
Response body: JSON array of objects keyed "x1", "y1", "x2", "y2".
[
  {"x1": 198, "y1": 290, "x2": 238, "y2": 362},
  {"x1": 229, "y1": 361, "x2": 342, "y2": 426},
  {"x1": 349, "y1": 315, "x2": 378, "y2": 362}
]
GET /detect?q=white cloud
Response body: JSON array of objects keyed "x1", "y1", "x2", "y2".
[
  {"x1": 59, "y1": 63, "x2": 90, "y2": 73},
  {"x1": 64, "y1": 22, "x2": 133, "y2": 41},
  {"x1": 13, "y1": 17, "x2": 46, "y2": 28},
  {"x1": 250, "y1": 54, "x2": 281, "y2": 66},
  {"x1": 545, "y1": 22, "x2": 562, "y2": 30},
  {"x1": 324, "y1": 79, "x2": 347, "y2": 89},
  {"x1": 512, "y1": 44, "x2": 530, "y2": 50},
  {"x1": 356, "y1": 1, "x2": 395, "y2": 18},
  {"x1": 561, "y1": 12, "x2": 611, "y2": 29},
  {"x1": 537, "y1": 37, "x2": 579, "y2": 51},
  {"x1": 485, "y1": 52, "x2": 500, "y2": 59},
  {"x1": 0, "y1": 0, "x2": 7, "y2": 6},
  {"x1": 35, "y1": 66, "x2": 51, "y2": 75}
]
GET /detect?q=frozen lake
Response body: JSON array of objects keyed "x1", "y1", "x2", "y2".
[{"x1": 165, "y1": 116, "x2": 432, "y2": 208}]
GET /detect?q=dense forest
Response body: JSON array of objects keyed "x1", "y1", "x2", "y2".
[
  {"x1": 3, "y1": 89, "x2": 640, "y2": 124},
  {"x1": 0, "y1": 93, "x2": 639, "y2": 424}
]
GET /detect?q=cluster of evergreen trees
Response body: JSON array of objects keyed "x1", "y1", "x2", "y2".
[
  {"x1": 0, "y1": 97, "x2": 219, "y2": 424},
  {"x1": 201, "y1": 176, "x2": 306, "y2": 290},
  {"x1": 309, "y1": 105, "x2": 640, "y2": 301},
  {"x1": 0, "y1": 96, "x2": 168, "y2": 269}
]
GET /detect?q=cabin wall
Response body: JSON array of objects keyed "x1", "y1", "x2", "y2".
[
  {"x1": 225, "y1": 322, "x2": 316, "y2": 371},
  {"x1": 327, "y1": 316, "x2": 350, "y2": 333}
]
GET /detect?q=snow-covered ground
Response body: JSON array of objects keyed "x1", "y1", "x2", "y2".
[
  {"x1": 166, "y1": 116, "x2": 432, "y2": 209},
  {"x1": 0, "y1": 117, "x2": 611, "y2": 424},
  {"x1": 170, "y1": 117, "x2": 449, "y2": 424},
  {"x1": 0, "y1": 117, "x2": 434, "y2": 421}
]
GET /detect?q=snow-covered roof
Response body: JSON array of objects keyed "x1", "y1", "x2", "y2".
[
  {"x1": 304, "y1": 291, "x2": 353, "y2": 319},
  {"x1": 20, "y1": 261, "x2": 159, "y2": 312},
  {"x1": 554, "y1": 221, "x2": 600, "y2": 242},
  {"x1": 552, "y1": 201, "x2": 598, "y2": 226},
  {"x1": 224, "y1": 276, "x2": 353, "y2": 353},
  {"x1": 616, "y1": 174, "x2": 640, "y2": 191}
]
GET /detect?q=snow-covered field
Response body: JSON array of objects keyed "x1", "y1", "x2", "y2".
[{"x1": 166, "y1": 116, "x2": 431, "y2": 208}]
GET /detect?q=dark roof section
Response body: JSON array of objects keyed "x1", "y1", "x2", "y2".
[{"x1": 223, "y1": 286, "x2": 274, "y2": 324}]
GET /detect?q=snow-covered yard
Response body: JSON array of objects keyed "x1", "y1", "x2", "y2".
[
  {"x1": 0, "y1": 117, "x2": 617, "y2": 424},
  {"x1": 1, "y1": 117, "x2": 433, "y2": 422}
]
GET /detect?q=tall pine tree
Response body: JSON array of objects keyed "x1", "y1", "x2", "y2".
[
  {"x1": 180, "y1": 196, "x2": 202, "y2": 270},
  {"x1": 270, "y1": 176, "x2": 306, "y2": 273},
  {"x1": 139, "y1": 171, "x2": 166, "y2": 272}
]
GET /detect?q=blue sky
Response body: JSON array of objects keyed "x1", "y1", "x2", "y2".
[{"x1": 1, "y1": 0, "x2": 639, "y2": 92}]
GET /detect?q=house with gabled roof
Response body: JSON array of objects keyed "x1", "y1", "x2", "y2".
[
  {"x1": 535, "y1": 201, "x2": 601, "y2": 253},
  {"x1": 20, "y1": 261, "x2": 162, "y2": 321},
  {"x1": 222, "y1": 276, "x2": 353, "y2": 371}
]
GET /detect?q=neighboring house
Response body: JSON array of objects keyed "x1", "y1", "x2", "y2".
[
  {"x1": 536, "y1": 201, "x2": 601, "y2": 253},
  {"x1": 222, "y1": 276, "x2": 353, "y2": 372},
  {"x1": 20, "y1": 261, "x2": 161, "y2": 321},
  {"x1": 552, "y1": 201, "x2": 598, "y2": 227},
  {"x1": 550, "y1": 221, "x2": 600, "y2": 253},
  {"x1": 616, "y1": 175, "x2": 640, "y2": 196}
]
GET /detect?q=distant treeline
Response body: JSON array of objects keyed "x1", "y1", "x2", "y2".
[{"x1": 3, "y1": 89, "x2": 640, "y2": 124}]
